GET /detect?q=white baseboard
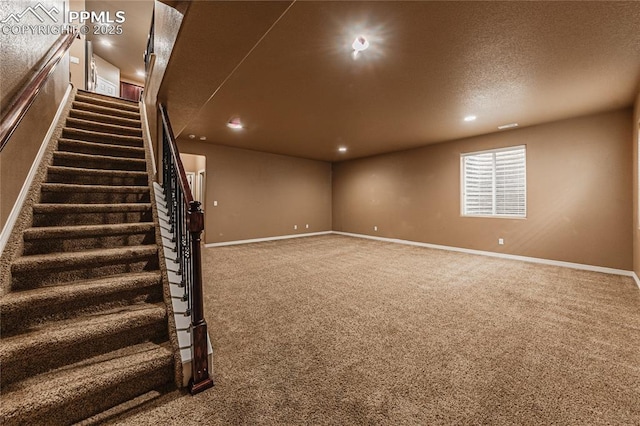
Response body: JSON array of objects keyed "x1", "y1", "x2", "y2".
[
  {"x1": 139, "y1": 94, "x2": 157, "y2": 176},
  {"x1": 632, "y1": 272, "x2": 640, "y2": 290},
  {"x1": 333, "y1": 231, "x2": 634, "y2": 278},
  {"x1": 0, "y1": 84, "x2": 73, "y2": 257},
  {"x1": 203, "y1": 230, "x2": 636, "y2": 281},
  {"x1": 205, "y1": 231, "x2": 332, "y2": 248}
]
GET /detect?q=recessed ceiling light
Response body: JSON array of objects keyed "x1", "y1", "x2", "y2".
[
  {"x1": 498, "y1": 123, "x2": 519, "y2": 130},
  {"x1": 199, "y1": 136, "x2": 207, "y2": 141},
  {"x1": 136, "y1": 70, "x2": 145, "y2": 77},
  {"x1": 338, "y1": 147, "x2": 347, "y2": 153},
  {"x1": 351, "y1": 35, "x2": 369, "y2": 57},
  {"x1": 101, "y1": 40, "x2": 112, "y2": 47},
  {"x1": 188, "y1": 134, "x2": 195, "y2": 139},
  {"x1": 227, "y1": 117, "x2": 243, "y2": 130},
  {"x1": 464, "y1": 115, "x2": 477, "y2": 122}
]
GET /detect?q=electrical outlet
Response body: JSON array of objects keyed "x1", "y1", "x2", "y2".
[
  {"x1": 374, "y1": 226, "x2": 378, "y2": 231},
  {"x1": 305, "y1": 224, "x2": 309, "y2": 229},
  {"x1": 498, "y1": 238, "x2": 504, "y2": 245},
  {"x1": 294, "y1": 225, "x2": 297, "y2": 230},
  {"x1": 213, "y1": 200, "x2": 218, "y2": 207}
]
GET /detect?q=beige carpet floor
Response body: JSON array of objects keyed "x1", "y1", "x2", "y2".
[{"x1": 107, "y1": 234, "x2": 640, "y2": 425}]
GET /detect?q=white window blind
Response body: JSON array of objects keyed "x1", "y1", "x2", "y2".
[{"x1": 462, "y1": 146, "x2": 526, "y2": 217}]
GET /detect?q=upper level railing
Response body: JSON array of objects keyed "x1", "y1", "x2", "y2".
[
  {"x1": 143, "y1": 7, "x2": 155, "y2": 73},
  {"x1": 159, "y1": 103, "x2": 214, "y2": 395},
  {"x1": 0, "y1": 30, "x2": 77, "y2": 152}
]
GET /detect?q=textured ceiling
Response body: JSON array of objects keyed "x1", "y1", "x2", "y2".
[
  {"x1": 159, "y1": 0, "x2": 293, "y2": 138},
  {"x1": 161, "y1": 1, "x2": 640, "y2": 162}
]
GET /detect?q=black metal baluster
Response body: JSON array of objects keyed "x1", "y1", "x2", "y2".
[{"x1": 159, "y1": 104, "x2": 213, "y2": 395}]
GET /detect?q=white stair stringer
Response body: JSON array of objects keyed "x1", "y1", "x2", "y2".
[{"x1": 154, "y1": 182, "x2": 213, "y2": 387}]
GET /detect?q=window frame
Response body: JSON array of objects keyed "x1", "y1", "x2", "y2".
[{"x1": 460, "y1": 145, "x2": 527, "y2": 219}]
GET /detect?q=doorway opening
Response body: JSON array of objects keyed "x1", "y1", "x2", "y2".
[
  {"x1": 179, "y1": 153, "x2": 207, "y2": 238},
  {"x1": 179, "y1": 153, "x2": 206, "y2": 203}
]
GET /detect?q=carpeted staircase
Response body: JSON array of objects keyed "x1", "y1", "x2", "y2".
[{"x1": 0, "y1": 91, "x2": 175, "y2": 425}]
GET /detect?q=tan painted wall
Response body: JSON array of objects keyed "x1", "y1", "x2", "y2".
[
  {"x1": 180, "y1": 153, "x2": 197, "y2": 172},
  {"x1": 633, "y1": 93, "x2": 640, "y2": 277},
  {"x1": 178, "y1": 142, "x2": 332, "y2": 244},
  {"x1": 69, "y1": 0, "x2": 86, "y2": 91},
  {"x1": 195, "y1": 154, "x2": 205, "y2": 172},
  {"x1": 0, "y1": 0, "x2": 70, "y2": 230},
  {"x1": 0, "y1": 0, "x2": 67, "y2": 109},
  {"x1": 179, "y1": 153, "x2": 206, "y2": 175},
  {"x1": 143, "y1": 0, "x2": 188, "y2": 178},
  {"x1": 179, "y1": 153, "x2": 206, "y2": 208},
  {"x1": 333, "y1": 109, "x2": 633, "y2": 270}
]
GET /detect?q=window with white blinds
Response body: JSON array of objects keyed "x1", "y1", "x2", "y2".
[{"x1": 461, "y1": 146, "x2": 526, "y2": 217}]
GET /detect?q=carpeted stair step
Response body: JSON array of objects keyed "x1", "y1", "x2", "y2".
[
  {"x1": 46, "y1": 165, "x2": 149, "y2": 186},
  {"x1": 23, "y1": 222, "x2": 155, "y2": 239},
  {"x1": 0, "y1": 341, "x2": 174, "y2": 426},
  {"x1": 40, "y1": 183, "x2": 150, "y2": 204},
  {"x1": 53, "y1": 151, "x2": 147, "y2": 171},
  {"x1": 22, "y1": 222, "x2": 156, "y2": 255},
  {"x1": 75, "y1": 92, "x2": 140, "y2": 112},
  {"x1": 72, "y1": 101, "x2": 140, "y2": 120},
  {"x1": 0, "y1": 271, "x2": 163, "y2": 335},
  {"x1": 58, "y1": 138, "x2": 146, "y2": 159},
  {"x1": 0, "y1": 89, "x2": 176, "y2": 424},
  {"x1": 66, "y1": 117, "x2": 143, "y2": 137},
  {"x1": 32, "y1": 203, "x2": 153, "y2": 226},
  {"x1": 69, "y1": 108, "x2": 142, "y2": 128},
  {"x1": 0, "y1": 303, "x2": 168, "y2": 386},
  {"x1": 77, "y1": 89, "x2": 139, "y2": 103},
  {"x1": 62, "y1": 127, "x2": 144, "y2": 146},
  {"x1": 11, "y1": 245, "x2": 159, "y2": 289}
]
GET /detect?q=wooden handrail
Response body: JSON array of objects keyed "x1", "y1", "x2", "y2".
[
  {"x1": 159, "y1": 103, "x2": 214, "y2": 395},
  {"x1": 144, "y1": 8, "x2": 155, "y2": 72},
  {"x1": 0, "y1": 30, "x2": 78, "y2": 152},
  {"x1": 159, "y1": 104, "x2": 194, "y2": 206}
]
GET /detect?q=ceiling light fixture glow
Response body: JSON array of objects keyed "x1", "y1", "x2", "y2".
[
  {"x1": 351, "y1": 35, "x2": 369, "y2": 57},
  {"x1": 101, "y1": 40, "x2": 112, "y2": 47},
  {"x1": 188, "y1": 134, "x2": 195, "y2": 139},
  {"x1": 498, "y1": 123, "x2": 519, "y2": 130},
  {"x1": 338, "y1": 147, "x2": 347, "y2": 153},
  {"x1": 227, "y1": 117, "x2": 243, "y2": 130},
  {"x1": 199, "y1": 136, "x2": 207, "y2": 141},
  {"x1": 464, "y1": 115, "x2": 477, "y2": 122},
  {"x1": 136, "y1": 70, "x2": 145, "y2": 77}
]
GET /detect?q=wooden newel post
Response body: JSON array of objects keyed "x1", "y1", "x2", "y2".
[{"x1": 187, "y1": 201, "x2": 214, "y2": 394}]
